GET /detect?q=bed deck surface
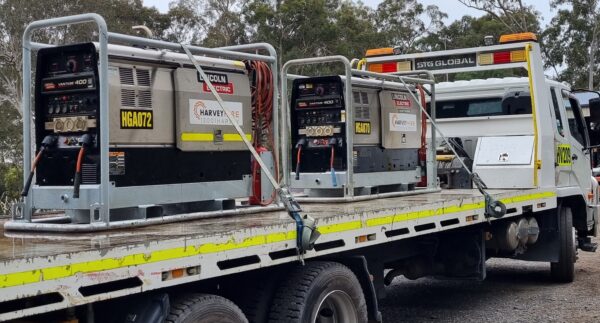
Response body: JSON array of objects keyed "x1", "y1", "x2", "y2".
[{"x1": 0, "y1": 189, "x2": 524, "y2": 263}]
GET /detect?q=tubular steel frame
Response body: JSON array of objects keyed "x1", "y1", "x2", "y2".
[
  {"x1": 281, "y1": 57, "x2": 437, "y2": 199},
  {"x1": 14, "y1": 14, "x2": 280, "y2": 231}
]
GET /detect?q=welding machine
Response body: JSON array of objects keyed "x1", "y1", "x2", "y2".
[
  {"x1": 21, "y1": 40, "x2": 276, "y2": 224},
  {"x1": 289, "y1": 75, "x2": 423, "y2": 197}
]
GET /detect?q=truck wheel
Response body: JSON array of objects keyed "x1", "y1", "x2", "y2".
[
  {"x1": 228, "y1": 273, "x2": 279, "y2": 323},
  {"x1": 166, "y1": 294, "x2": 248, "y2": 323},
  {"x1": 268, "y1": 261, "x2": 368, "y2": 323},
  {"x1": 550, "y1": 206, "x2": 576, "y2": 283}
]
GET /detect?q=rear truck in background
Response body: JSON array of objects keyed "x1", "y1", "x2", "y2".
[{"x1": 0, "y1": 17, "x2": 597, "y2": 323}]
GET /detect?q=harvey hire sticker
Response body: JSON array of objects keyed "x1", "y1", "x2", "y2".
[{"x1": 189, "y1": 99, "x2": 243, "y2": 125}]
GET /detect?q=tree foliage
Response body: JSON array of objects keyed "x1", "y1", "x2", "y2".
[
  {"x1": 457, "y1": 0, "x2": 540, "y2": 33},
  {"x1": 376, "y1": 0, "x2": 446, "y2": 53},
  {"x1": 543, "y1": 0, "x2": 600, "y2": 88}
]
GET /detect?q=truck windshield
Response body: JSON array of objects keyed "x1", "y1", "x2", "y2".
[{"x1": 429, "y1": 93, "x2": 532, "y2": 119}]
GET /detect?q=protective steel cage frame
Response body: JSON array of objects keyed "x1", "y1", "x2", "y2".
[
  {"x1": 11, "y1": 13, "x2": 281, "y2": 231},
  {"x1": 281, "y1": 56, "x2": 439, "y2": 200}
]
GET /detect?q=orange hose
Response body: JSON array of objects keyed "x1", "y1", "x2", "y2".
[
  {"x1": 76, "y1": 147, "x2": 85, "y2": 173},
  {"x1": 247, "y1": 60, "x2": 277, "y2": 205},
  {"x1": 31, "y1": 150, "x2": 44, "y2": 171},
  {"x1": 330, "y1": 146, "x2": 335, "y2": 169}
]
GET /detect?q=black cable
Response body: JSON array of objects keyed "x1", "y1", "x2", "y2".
[
  {"x1": 295, "y1": 139, "x2": 306, "y2": 180},
  {"x1": 21, "y1": 135, "x2": 57, "y2": 197}
]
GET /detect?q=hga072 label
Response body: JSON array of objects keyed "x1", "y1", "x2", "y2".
[
  {"x1": 355, "y1": 121, "x2": 371, "y2": 134},
  {"x1": 120, "y1": 109, "x2": 153, "y2": 129}
]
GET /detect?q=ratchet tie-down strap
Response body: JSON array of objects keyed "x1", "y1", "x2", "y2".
[{"x1": 180, "y1": 44, "x2": 320, "y2": 261}]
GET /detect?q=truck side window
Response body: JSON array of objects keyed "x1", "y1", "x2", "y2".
[
  {"x1": 550, "y1": 88, "x2": 564, "y2": 136},
  {"x1": 562, "y1": 90, "x2": 588, "y2": 146}
]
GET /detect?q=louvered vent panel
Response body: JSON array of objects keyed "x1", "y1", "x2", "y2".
[
  {"x1": 121, "y1": 89, "x2": 136, "y2": 107},
  {"x1": 362, "y1": 106, "x2": 370, "y2": 119},
  {"x1": 138, "y1": 90, "x2": 152, "y2": 108},
  {"x1": 81, "y1": 164, "x2": 98, "y2": 184},
  {"x1": 361, "y1": 92, "x2": 369, "y2": 104},
  {"x1": 353, "y1": 91, "x2": 361, "y2": 103},
  {"x1": 355, "y1": 106, "x2": 370, "y2": 119},
  {"x1": 119, "y1": 67, "x2": 153, "y2": 109},
  {"x1": 119, "y1": 67, "x2": 134, "y2": 85},
  {"x1": 136, "y1": 69, "x2": 151, "y2": 87}
]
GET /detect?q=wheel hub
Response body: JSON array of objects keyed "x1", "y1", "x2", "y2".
[{"x1": 313, "y1": 290, "x2": 358, "y2": 323}]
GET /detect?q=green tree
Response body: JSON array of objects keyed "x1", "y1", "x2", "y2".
[
  {"x1": 244, "y1": 0, "x2": 339, "y2": 67},
  {"x1": 419, "y1": 15, "x2": 512, "y2": 51},
  {"x1": 202, "y1": 0, "x2": 248, "y2": 47},
  {"x1": 331, "y1": 2, "x2": 382, "y2": 59},
  {"x1": 375, "y1": 0, "x2": 447, "y2": 53},
  {"x1": 163, "y1": 0, "x2": 207, "y2": 43},
  {"x1": 457, "y1": 0, "x2": 540, "y2": 33},
  {"x1": 543, "y1": 0, "x2": 600, "y2": 89}
]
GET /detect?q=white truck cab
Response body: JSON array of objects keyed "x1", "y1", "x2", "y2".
[{"x1": 363, "y1": 32, "x2": 598, "y2": 249}]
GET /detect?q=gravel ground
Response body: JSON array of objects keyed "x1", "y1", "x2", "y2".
[{"x1": 380, "y1": 244, "x2": 600, "y2": 323}]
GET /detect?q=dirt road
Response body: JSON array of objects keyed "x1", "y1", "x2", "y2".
[{"x1": 380, "y1": 247, "x2": 600, "y2": 323}]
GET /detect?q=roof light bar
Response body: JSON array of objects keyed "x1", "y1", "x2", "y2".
[
  {"x1": 499, "y1": 32, "x2": 537, "y2": 44},
  {"x1": 365, "y1": 47, "x2": 395, "y2": 57}
]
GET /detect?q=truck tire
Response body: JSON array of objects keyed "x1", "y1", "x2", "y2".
[
  {"x1": 267, "y1": 261, "x2": 368, "y2": 323},
  {"x1": 166, "y1": 293, "x2": 248, "y2": 323},
  {"x1": 236, "y1": 276, "x2": 278, "y2": 323},
  {"x1": 550, "y1": 206, "x2": 576, "y2": 283}
]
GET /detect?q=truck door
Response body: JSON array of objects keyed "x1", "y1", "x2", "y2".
[
  {"x1": 586, "y1": 96, "x2": 600, "y2": 169},
  {"x1": 561, "y1": 89, "x2": 591, "y2": 192},
  {"x1": 550, "y1": 87, "x2": 572, "y2": 187}
]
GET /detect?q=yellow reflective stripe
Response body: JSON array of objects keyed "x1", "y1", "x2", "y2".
[
  {"x1": 365, "y1": 202, "x2": 481, "y2": 227},
  {"x1": 181, "y1": 133, "x2": 252, "y2": 142},
  {"x1": 318, "y1": 220, "x2": 362, "y2": 234},
  {"x1": 0, "y1": 230, "x2": 295, "y2": 288},
  {"x1": 181, "y1": 133, "x2": 213, "y2": 141},
  {"x1": 222, "y1": 134, "x2": 252, "y2": 142},
  {"x1": 366, "y1": 215, "x2": 394, "y2": 227},
  {"x1": 365, "y1": 192, "x2": 555, "y2": 227},
  {"x1": 499, "y1": 191, "x2": 556, "y2": 204}
]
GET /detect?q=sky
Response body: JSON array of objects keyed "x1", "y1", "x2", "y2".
[{"x1": 143, "y1": 0, "x2": 556, "y2": 26}]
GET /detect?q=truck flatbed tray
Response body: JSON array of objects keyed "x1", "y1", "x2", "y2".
[{"x1": 0, "y1": 188, "x2": 556, "y2": 321}]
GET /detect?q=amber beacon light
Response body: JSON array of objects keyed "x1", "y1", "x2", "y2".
[{"x1": 499, "y1": 32, "x2": 538, "y2": 44}]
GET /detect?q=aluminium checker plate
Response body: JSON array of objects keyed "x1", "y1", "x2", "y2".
[{"x1": 0, "y1": 188, "x2": 556, "y2": 321}]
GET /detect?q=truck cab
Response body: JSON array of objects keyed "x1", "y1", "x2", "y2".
[{"x1": 363, "y1": 32, "x2": 598, "y2": 250}]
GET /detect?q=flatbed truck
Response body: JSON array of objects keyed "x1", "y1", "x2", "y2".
[
  {"x1": 0, "y1": 19, "x2": 597, "y2": 323},
  {"x1": 0, "y1": 188, "x2": 560, "y2": 322}
]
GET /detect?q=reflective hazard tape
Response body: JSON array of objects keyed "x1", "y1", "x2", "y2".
[
  {"x1": 0, "y1": 191, "x2": 556, "y2": 289},
  {"x1": 181, "y1": 133, "x2": 252, "y2": 142},
  {"x1": 0, "y1": 230, "x2": 296, "y2": 288}
]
